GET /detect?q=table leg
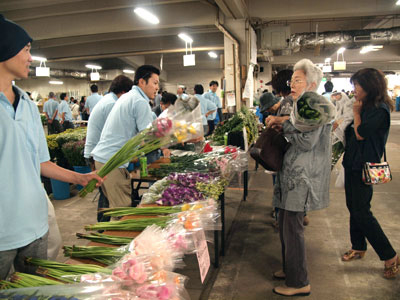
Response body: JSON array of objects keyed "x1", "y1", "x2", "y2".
[
  {"x1": 243, "y1": 170, "x2": 248, "y2": 201},
  {"x1": 220, "y1": 192, "x2": 225, "y2": 256},
  {"x1": 214, "y1": 230, "x2": 219, "y2": 268}
]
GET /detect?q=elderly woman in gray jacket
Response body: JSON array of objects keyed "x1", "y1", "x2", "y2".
[{"x1": 269, "y1": 59, "x2": 332, "y2": 297}]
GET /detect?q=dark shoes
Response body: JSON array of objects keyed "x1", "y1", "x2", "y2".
[
  {"x1": 273, "y1": 284, "x2": 311, "y2": 297},
  {"x1": 273, "y1": 270, "x2": 286, "y2": 280}
]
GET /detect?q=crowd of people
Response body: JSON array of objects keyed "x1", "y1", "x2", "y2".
[{"x1": 0, "y1": 14, "x2": 398, "y2": 298}]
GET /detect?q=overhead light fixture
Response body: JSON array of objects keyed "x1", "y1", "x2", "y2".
[
  {"x1": 178, "y1": 33, "x2": 193, "y2": 43},
  {"x1": 347, "y1": 61, "x2": 363, "y2": 65},
  {"x1": 324, "y1": 57, "x2": 331, "y2": 63},
  {"x1": 360, "y1": 45, "x2": 383, "y2": 54},
  {"x1": 123, "y1": 69, "x2": 135, "y2": 74},
  {"x1": 49, "y1": 80, "x2": 63, "y2": 85},
  {"x1": 337, "y1": 47, "x2": 346, "y2": 54},
  {"x1": 32, "y1": 56, "x2": 47, "y2": 62},
  {"x1": 33, "y1": 55, "x2": 50, "y2": 77},
  {"x1": 397, "y1": 0, "x2": 400, "y2": 5},
  {"x1": 85, "y1": 64, "x2": 102, "y2": 70},
  {"x1": 134, "y1": 7, "x2": 159, "y2": 24},
  {"x1": 208, "y1": 51, "x2": 218, "y2": 58}
]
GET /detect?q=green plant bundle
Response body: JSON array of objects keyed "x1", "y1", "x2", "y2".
[
  {"x1": 196, "y1": 178, "x2": 228, "y2": 200},
  {"x1": 211, "y1": 107, "x2": 258, "y2": 145},
  {"x1": 63, "y1": 245, "x2": 127, "y2": 265},
  {"x1": 84, "y1": 216, "x2": 171, "y2": 232},
  {"x1": 0, "y1": 272, "x2": 62, "y2": 289},
  {"x1": 101, "y1": 206, "x2": 181, "y2": 217},
  {"x1": 61, "y1": 139, "x2": 86, "y2": 166},
  {"x1": 76, "y1": 232, "x2": 134, "y2": 245}
]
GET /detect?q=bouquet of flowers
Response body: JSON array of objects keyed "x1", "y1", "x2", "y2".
[
  {"x1": 79, "y1": 96, "x2": 203, "y2": 197},
  {"x1": 290, "y1": 91, "x2": 336, "y2": 132}
]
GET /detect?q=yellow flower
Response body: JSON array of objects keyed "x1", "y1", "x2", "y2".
[
  {"x1": 181, "y1": 203, "x2": 190, "y2": 211},
  {"x1": 188, "y1": 125, "x2": 197, "y2": 134}
]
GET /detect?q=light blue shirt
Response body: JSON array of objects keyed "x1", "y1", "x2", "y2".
[
  {"x1": 84, "y1": 92, "x2": 118, "y2": 158},
  {"x1": 43, "y1": 98, "x2": 60, "y2": 121},
  {"x1": 58, "y1": 100, "x2": 73, "y2": 122},
  {"x1": 195, "y1": 94, "x2": 217, "y2": 125},
  {"x1": 92, "y1": 86, "x2": 154, "y2": 166},
  {"x1": 85, "y1": 93, "x2": 102, "y2": 114},
  {"x1": 0, "y1": 86, "x2": 50, "y2": 251},
  {"x1": 203, "y1": 91, "x2": 222, "y2": 120}
]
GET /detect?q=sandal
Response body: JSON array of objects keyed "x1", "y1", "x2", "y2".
[
  {"x1": 342, "y1": 249, "x2": 366, "y2": 262},
  {"x1": 383, "y1": 256, "x2": 400, "y2": 279}
]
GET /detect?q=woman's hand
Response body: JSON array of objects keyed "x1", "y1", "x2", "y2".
[{"x1": 265, "y1": 115, "x2": 278, "y2": 127}]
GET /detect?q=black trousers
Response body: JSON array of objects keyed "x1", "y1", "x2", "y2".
[
  {"x1": 344, "y1": 169, "x2": 396, "y2": 261},
  {"x1": 48, "y1": 120, "x2": 62, "y2": 134},
  {"x1": 61, "y1": 120, "x2": 74, "y2": 131},
  {"x1": 206, "y1": 120, "x2": 215, "y2": 136}
]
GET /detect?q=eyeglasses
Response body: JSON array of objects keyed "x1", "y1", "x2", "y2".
[{"x1": 287, "y1": 79, "x2": 305, "y2": 87}]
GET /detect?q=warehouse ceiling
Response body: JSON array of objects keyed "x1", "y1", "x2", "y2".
[{"x1": 1, "y1": 0, "x2": 400, "y2": 78}]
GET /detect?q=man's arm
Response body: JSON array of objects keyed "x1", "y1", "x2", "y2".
[{"x1": 41, "y1": 161, "x2": 104, "y2": 187}]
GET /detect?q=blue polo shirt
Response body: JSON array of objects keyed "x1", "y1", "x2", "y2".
[
  {"x1": 195, "y1": 94, "x2": 217, "y2": 125},
  {"x1": 43, "y1": 98, "x2": 60, "y2": 121},
  {"x1": 58, "y1": 100, "x2": 73, "y2": 122},
  {"x1": 85, "y1": 93, "x2": 102, "y2": 114},
  {"x1": 84, "y1": 92, "x2": 118, "y2": 158},
  {"x1": 203, "y1": 91, "x2": 222, "y2": 121},
  {"x1": 0, "y1": 86, "x2": 50, "y2": 251},
  {"x1": 92, "y1": 86, "x2": 153, "y2": 166}
]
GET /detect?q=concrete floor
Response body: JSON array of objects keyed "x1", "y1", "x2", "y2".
[{"x1": 52, "y1": 112, "x2": 400, "y2": 299}]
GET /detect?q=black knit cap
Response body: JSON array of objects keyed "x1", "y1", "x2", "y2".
[{"x1": 0, "y1": 14, "x2": 32, "y2": 62}]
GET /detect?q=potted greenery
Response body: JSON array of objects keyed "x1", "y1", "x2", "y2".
[{"x1": 62, "y1": 139, "x2": 91, "y2": 190}]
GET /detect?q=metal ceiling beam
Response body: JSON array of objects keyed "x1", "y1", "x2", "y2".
[{"x1": 47, "y1": 46, "x2": 224, "y2": 62}]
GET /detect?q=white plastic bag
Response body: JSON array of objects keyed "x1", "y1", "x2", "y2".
[{"x1": 335, "y1": 165, "x2": 345, "y2": 189}]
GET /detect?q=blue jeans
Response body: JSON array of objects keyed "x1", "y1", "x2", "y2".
[
  {"x1": 0, "y1": 231, "x2": 49, "y2": 280},
  {"x1": 396, "y1": 97, "x2": 400, "y2": 112}
]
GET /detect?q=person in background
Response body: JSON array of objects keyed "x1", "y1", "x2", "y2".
[
  {"x1": 79, "y1": 96, "x2": 88, "y2": 121},
  {"x1": 259, "y1": 92, "x2": 279, "y2": 125},
  {"x1": 323, "y1": 81, "x2": 334, "y2": 100},
  {"x1": 341, "y1": 68, "x2": 399, "y2": 279},
  {"x1": 71, "y1": 99, "x2": 80, "y2": 120},
  {"x1": 0, "y1": 14, "x2": 104, "y2": 279},
  {"x1": 91, "y1": 65, "x2": 163, "y2": 209},
  {"x1": 154, "y1": 89, "x2": 162, "y2": 108},
  {"x1": 153, "y1": 92, "x2": 177, "y2": 117},
  {"x1": 176, "y1": 85, "x2": 186, "y2": 98},
  {"x1": 85, "y1": 75, "x2": 133, "y2": 222},
  {"x1": 194, "y1": 84, "x2": 217, "y2": 135},
  {"x1": 69, "y1": 96, "x2": 75, "y2": 108},
  {"x1": 203, "y1": 80, "x2": 223, "y2": 135},
  {"x1": 271, "y1": 69, "x2": 294, "y2": 118},
  {"x1": 268, "y1": 59, "x2": 331, "y2": 296},
  {"x1": 85, "y1": 84, "x2": 101, "y2": 117},
  {"x1": 43, "y1": 91, "x2": 61, "y2": 134},
  {"x1": 58, "y1": 92, "x2": 74, "y2": 131}
]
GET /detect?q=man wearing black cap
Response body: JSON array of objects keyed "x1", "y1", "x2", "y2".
[{"x1": 0, "y1": 15, "x2": 104, "y2": 279}]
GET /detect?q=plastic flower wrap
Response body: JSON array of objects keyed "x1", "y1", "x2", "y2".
[
  {"x1": 79, "y1": 96, "x2": 204, "y2": 197},
  {"x1": 290, "y1": 91, "x2": 336, "y2": 132}
]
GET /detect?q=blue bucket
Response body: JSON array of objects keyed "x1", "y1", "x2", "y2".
[
  {"x1": 73, "y1": 165, "x2": 92, "y2": 190},
  {"x1": 50, "y1": 178, "x2": 70, "y2": 200}
]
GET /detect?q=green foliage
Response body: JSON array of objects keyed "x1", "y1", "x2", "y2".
[
  {"x1": 41, "y1": 114, "x2": 47, "y2": 126},
  {"x1": 61, "y1": 139, "x2": 86, "y2": 166}
]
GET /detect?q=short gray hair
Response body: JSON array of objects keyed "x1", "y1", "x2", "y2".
[{"x1": 293, "y1": 59, "x2": 323, "y2": 91}]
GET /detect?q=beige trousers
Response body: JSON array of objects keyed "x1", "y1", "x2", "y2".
[{"x1": 95, "y1": 161, "x2": 132, "y2": 208}]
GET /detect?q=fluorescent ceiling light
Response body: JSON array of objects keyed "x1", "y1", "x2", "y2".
[
  {"x1": 49, "y1": 80, "x2": 63, "y2": 85},
  {"x1": 208, "y1": 51, "x2": 218, "y2": 58},
  {"x1": 178, "y1": 33, "x2": 193, "y2": 43},
  {"x1": 347, "y1": 61, "x2": 363, "y2": 65},
  {"x1": 324, "y1": 57, "x2": 331, "y2": 63},
  {"x1": 85, "y1": 64, "x2": 102, "y2": 70},
  {"x1": 337, "y1": 47, "x2": 346, "y2": 54},
  {"x1": 360, "y1": 45, "x2": 383, "y2": 54},
  {"x1": 32, "y1": 56, "x2": 47, "y2": 62},
  {"x1": 123, "y1": 69, "x2": 135, "y2": 74},
  {"x1": 134, "y1": 7, "x2": 159, "y2": 24}
]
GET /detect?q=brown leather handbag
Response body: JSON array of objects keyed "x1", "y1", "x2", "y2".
[{"x1": 250, "y1": 127, "x2": 291, "y2": 171}]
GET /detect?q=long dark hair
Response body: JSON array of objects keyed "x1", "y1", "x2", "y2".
[{"x1": 350, "y1": 68, "x2": 393, "y2": 112}]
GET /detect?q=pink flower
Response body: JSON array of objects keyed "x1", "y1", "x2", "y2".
[{"x1": 157, "y1": 286, "x2": 171, "y2": 300}]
